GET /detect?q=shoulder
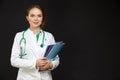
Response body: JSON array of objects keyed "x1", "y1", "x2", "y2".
[
  {"x1": 14, "y1": 31, "x2": 24, "y2": 39},
  {"x1": 44, "y1": 30, "x2": 54, "y2": 38},
  {"x1": 12, "y1": 31, "x2": 24, "y2": 43},
  {"x1": 43, "y1": 30, "x2": 56, "y2": 44}
]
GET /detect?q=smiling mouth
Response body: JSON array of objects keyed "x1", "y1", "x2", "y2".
[{"x1": 33, "y1": 22, "x2": 39, "y2": 24}]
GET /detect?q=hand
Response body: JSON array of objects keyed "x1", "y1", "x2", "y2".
[
  {"x1": 40, "y1": 61, "x2": 53, "y2": 70},
  {"x1": 36, "y1": 57, "x2": 48, "y2": 69}
]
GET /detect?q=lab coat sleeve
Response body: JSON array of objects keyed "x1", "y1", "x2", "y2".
[
  {"x1": 48, "y1": 33, "x2": 60, "y2": 70},
  {"x1": 49, "y1": 55, "x2": 60, "y2": 70},
  {"x1": 10, "y1": 33, "x2": 36, "y2": 70}
]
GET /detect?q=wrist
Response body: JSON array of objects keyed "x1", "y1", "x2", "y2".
[
  {"x1": 36, "y1": 59, "x2": 39, "y2": 67},
  {"x1": 49, "y1": 62, "x2": 53, "y2": 69}
]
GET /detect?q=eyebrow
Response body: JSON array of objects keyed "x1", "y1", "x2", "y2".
[{"x1": 30, "y1": 13, "x2": 42, "y2": 15}]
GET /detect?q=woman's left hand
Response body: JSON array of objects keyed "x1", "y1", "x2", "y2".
[{"x1": 39, "y1": 60, "x2": 53, "y2": 70}]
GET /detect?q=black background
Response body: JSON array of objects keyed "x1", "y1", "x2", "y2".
[{"x1": 0, "y1": 0, "x2": 120, "y2": 80}]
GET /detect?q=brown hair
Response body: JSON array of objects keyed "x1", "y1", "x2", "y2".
[{"x1": 26, "y1": 4, "x2": 45, "y2": 28}]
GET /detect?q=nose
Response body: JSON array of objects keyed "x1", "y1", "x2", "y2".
[{"x1": 34, "y1": 16, "x2": 38, "y2": 21}]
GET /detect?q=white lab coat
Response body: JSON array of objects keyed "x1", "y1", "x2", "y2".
[{"x1": 10, "y1": 28, "x2": 60, "y2": 80}]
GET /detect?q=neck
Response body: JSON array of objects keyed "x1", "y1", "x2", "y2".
[{"x1": 29, "y1": 27, "x2": 41, "y2": 34}]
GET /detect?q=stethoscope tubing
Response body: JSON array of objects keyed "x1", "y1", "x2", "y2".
[{"x1": 19, "y1": 29, "x2": 45, "y2": 58}]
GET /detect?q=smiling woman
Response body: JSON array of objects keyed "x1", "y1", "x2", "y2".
[
  {"x1": 25, "y1": 5, "x2": 45, "y2": 32},
  {"x1": 10, "y1": 4, "x2": 60, "y2": 80}
]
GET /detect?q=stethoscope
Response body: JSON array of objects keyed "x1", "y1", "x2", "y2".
[{"x1": 19, "y1": 29, "x2": 45, "y2": 58}]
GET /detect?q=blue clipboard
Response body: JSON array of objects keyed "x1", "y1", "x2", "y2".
[{"x1": 44, "y1": 41, "x2": 65, "y2": 60}]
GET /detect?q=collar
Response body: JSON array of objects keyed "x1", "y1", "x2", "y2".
[{"x1": 27, "y1": 28, "x2": 42, "y2": 35}]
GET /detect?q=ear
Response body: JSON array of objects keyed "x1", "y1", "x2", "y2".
[{"x1": 26, "y1": 16, "x2": 29, "y2": 21}]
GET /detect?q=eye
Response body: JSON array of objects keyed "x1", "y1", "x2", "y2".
[
  {"x1": 38, "y1": 14, "x2": 42, "y2": 17},
  {"x1": 30, "y1": 14, "x2": 35, "y2": 17}
]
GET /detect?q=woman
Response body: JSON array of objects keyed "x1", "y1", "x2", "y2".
[{"x1": 10, "y1": 4, "x2": 60, "y2": 80}]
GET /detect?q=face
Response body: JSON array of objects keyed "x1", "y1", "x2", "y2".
[{"x1": 26, "y1": 7, "x2": 43, "y2": 29}]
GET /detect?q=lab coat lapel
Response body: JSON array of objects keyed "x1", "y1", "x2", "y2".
[
  {"x1": 26, "y1": 29, "x2": 39, "y2": 58},
  {"x1": 26, "y1": 29, "x2": 46, "y2": 58}
]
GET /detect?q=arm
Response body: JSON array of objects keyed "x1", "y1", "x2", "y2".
[
  {"x1": 37, "y1": 33, "x2": 60, "y2": 71},
  {"x1": 48, "y1": 33, "x2": 60, "y2": 70},
  {"x1": 10, "y1": 33, "x2": 36, "y2": 70}
]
